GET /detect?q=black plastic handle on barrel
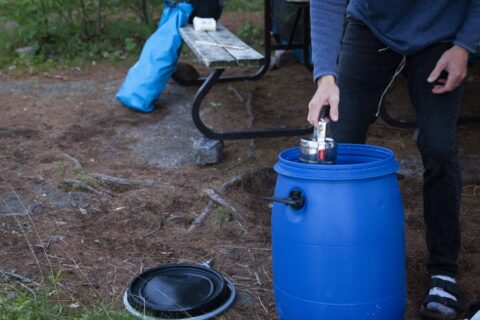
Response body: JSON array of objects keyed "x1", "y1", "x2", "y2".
[{"x1": 261, "y1": 190, "x2": 305, "y2": 210}]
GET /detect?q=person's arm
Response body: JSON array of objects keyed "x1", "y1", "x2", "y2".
[
  {"x1": 454, "y1": 0, "x2": 480, "y2": 53},
  {"x1": 428, "y1": 1, "x2": 480, "y2": 94},
  {"x1": 310, "y1": 0, "x2": 347, "y2": 81},
  {"x1": 308, "y1": 0, "x2": 347, "y2": 125}
]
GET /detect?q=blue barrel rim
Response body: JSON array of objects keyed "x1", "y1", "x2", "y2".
[{"x1": 274, "y1": 144, "x2": 399, "y2": 180}]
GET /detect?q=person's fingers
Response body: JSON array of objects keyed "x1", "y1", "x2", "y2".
[
  {"x1": 428, "y1": 45, "x2": 468, "y2": 94},
  {"x1": 328, "y1": 95, "x2": 340, "y2": 122},
  {"x1": 307, "y1": 100, "x2": 322, "y2": 127},
  {"x1": 432, "y1": 73, "x2": 462, "y2": 94},
  {"x1": 427, "y1": 60, "x2": 446, "y2": 83},
  {"x1": 308, "y1": 78, "x2": 340, "y2": 125},
  {"x1": 435, "y1": 76, "x2": 455, "y2": 94},
  {"x1": 432, "y1": 85, "x2": 448, "y2": 94}
]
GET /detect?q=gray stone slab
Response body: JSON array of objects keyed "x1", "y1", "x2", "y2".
[
  {"x1": 32, "y1": 183, "x2": 90, "y2": 209},
  {"x1": 193, "y1": 137, "x2": 224, "y2": 165},
  {"x1": 0, "y1": 20, "x2": 18, "y2": 35},
  {"x1": 0, "y1": 192, "x2": 40, "y2": 215},
  {"x1": 15, "y1": 46, "x2": 35, "y2": 56},
  {"x1": 104, "y1": 84, "x2": 206, "y2": 169}
]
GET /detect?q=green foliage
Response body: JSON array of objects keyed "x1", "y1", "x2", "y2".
[
  {"x1": 223, "y1": 0, "x2": 263, "y2": 12},
  {"x1": 0, "y1": 289, "x2": 62, "y2": 320},
  {"x1": 54, "y1": 163, "x2": 66, "y2": 176},
  {"x1": 0, "y1": 0, "x2": 266, "y2": 70},
  {"x1": 238, "y1": 20, "x2": 263, "y2": 47},
  {"x1": 0, "y1": 285, "x2": 136, "y2": 320},
  {"x1": 0, "y1": 0, "x2": 164, "y2": 69},
  {"x1": 212, "y1": 207, "x2": 230, "y2": 225},
  {"x1": 79, "y1": 174, "x2": 94, "y2": 185}
]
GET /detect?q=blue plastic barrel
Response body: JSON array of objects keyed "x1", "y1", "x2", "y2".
[{"x1": 272, "y1": 144, "x2": 406, "y2": 320}]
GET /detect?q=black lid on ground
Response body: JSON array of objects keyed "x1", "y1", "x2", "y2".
[{"x1": 127, "y1": 264, "x2": 231, "y2": 318}]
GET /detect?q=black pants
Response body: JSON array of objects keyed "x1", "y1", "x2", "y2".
[{"x1": 331, "y1": 17, "x2": 463, "y2": 277}]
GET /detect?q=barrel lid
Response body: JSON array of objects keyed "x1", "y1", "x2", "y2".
[
  {"x1": 275, "y1": 144, "x2": 399, "y2": 180},
  {"x1": 124, "y1": 263, "x2": 236, "y2": 320}
]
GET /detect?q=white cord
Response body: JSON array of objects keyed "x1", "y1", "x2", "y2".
[{"x1": 375, "y1": 55, "x2": 406, "y2": 117}]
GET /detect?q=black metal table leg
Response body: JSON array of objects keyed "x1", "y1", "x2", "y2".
[
  {"x1": 192, "y1": 69, "x2": 313, "y2": 140},
  {"x1": 379, "y1": 102, "x2": 480, "y2": 128},
  {"x1": 270, "y1": 1, "x2": 312, "y2": 72},
  {"x1": 378, "y1": 103, "x2": 416, "y2": 128},
  {"x1": 457, "y1": 115, "x2": 480, "y2": 125},
  {"x1": 302, "y1": 4, "x2": 313, "y2": 71},
  {"x1": 286, "y1": 8, "x2": 303, "y2": 50}
]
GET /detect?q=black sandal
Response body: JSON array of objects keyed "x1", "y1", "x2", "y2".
[
  {"x1": 462, "y1": 299, "x2": 480, "y2": 320},
  {"x1": 419, "y1": 278, "x2": 465, "y2": 320}
]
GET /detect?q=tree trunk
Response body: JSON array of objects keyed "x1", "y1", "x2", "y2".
[
  {"x1": 79, "y1": 0, "x2": 89, "y2": 37},
  {"x1": 140, "y1": 0, "x2": 149, "y2": 25},
  {"x1": 95, "y1": 0, "x2": 103, "y2": 36}
]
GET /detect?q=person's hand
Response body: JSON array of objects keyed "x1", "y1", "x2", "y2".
[
  {"x1": 308, "y1": 75, "x2": 340, "y2": 127},
  {"x1": 427, "y1": 45, "x2": 469, "y2": 94}
]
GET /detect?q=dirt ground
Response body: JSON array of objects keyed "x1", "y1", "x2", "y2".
[{"x1": 1, "y1": 12, "x2": 480, "y2": 320}]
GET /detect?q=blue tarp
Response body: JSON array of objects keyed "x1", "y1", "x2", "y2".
[{"x1": 116, "y1": 2, "x2": 193, "y2": 112}]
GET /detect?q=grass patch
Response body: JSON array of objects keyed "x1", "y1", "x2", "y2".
[
  {"x1": 212, "y1": 207, "x2": 230, "y2": 225},
  {"x1": 53, "y1": 163, "x2": 66, "y2": 177},
  {"x1": 0, "y1": 285, "x2": 135, "y2": 320},
  {"x1": 79, "y1": 174, "x2": 95, "y2": 186},
  {"x1": 223, "y1": 0, "x2": 263, "y2": 12},
  {"x1": 238, "y1": 20, "x2": 264, "y2": 48}
]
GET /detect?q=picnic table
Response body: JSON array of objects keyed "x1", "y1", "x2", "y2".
[{"x1": 178, "y1": 0, "x2": 314, "y2": 141}]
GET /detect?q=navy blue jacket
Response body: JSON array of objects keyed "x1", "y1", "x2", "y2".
[{"x1": 310, "y1": 0, "x2": 480, "y2": 80}]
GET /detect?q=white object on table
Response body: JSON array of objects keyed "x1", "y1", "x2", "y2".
[{"x1": 193, "y1": 17, "x2": 217, "y2": 31}]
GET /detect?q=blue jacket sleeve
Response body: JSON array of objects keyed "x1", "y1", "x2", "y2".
[
  {"x1": 454, "y1": 0, "x2": 480, "y2": 53},
  {"x1": 310, "y1": 0, "x2": 348, "y2": 82}
]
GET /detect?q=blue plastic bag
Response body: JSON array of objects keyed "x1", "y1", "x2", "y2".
[{"x1": 116, "y1": 2, "x2": 193, "y2": 112}]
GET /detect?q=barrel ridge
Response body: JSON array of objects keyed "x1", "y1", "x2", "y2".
[{"x1": 275, "y1": 144, "x2": 400, "y2": 180}]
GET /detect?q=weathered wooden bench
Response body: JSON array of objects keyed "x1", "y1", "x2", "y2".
[{"x1": 179, "y1": 23, "x2": 312, "y2": 140}]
